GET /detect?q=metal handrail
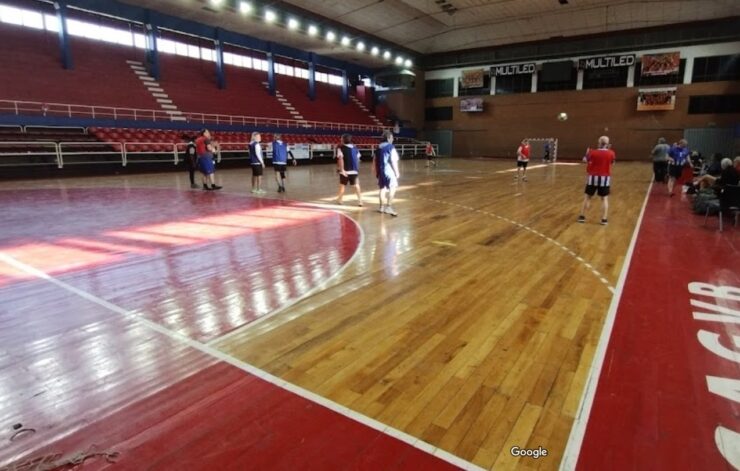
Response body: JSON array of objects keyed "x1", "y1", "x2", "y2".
[
  {"x1": 0, "y1": 99, "x2": 390, "y2": 133},
  {"x1": 1, "y1": 140, "x2": 439, "y2": 169},
  {"x1": 58, "y1": 141, "x2": 125, "y2": 166},
  {"x1": 0, "y1": 141, "x2": 61, "y2": 167}
]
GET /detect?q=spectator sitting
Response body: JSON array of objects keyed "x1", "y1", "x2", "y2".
[
  {"x1": 695, "y1": 157, "x2": 738, "y2": 192},
  {"x1": 707, "y1": 153, "x2": 724, "y2": 177}
]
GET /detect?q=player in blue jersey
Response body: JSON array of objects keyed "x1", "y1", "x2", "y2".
[
  {"x1": 335, "y1": 134, "x2": 363, "y2": 206},
  {"x1": 373, "y1": 130, "x2": 400, "y2": 216},
  {"x1": 271, "y1": 133, "x2": 295, "y2": 193},
  {"x1": 248, "y1": 132, "x2": 265, "y2": 194},
  {"x1": 667, "y1": 139, "x2": 692, "y2": 196}
]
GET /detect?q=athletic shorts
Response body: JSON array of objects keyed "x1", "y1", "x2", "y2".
[
  {"x1": 339, "y1": 173, "x2": 358, "y2": 186},
  {"x1": 585, "y1": 175, "x2": 611, "y2": 197},
  {"x1": 251, "y1": 164, "x2": 264, "y2": 176},
  {"x1": 426, "y1": 154, "x2": 435, "y2": 160},
  {"x1": 197, "y1": 154, "x2": 215, "y2": 175},
  {"x1": 668, "y1": 164, "x2": 684, "y2": 178},
  {"x1": 273, "y1": 163, "x2": 287, "y2": 174},
  {"x1": 517, "y1": 160, "x2": 528, "y2": 168},
  {"x1": 378, "y1": 173, "x2": 398, "y2": 190}
]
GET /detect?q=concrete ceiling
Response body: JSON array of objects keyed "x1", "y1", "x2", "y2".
[{"x1": 120, "y1": 0, "x2": 740, "y2": 65}]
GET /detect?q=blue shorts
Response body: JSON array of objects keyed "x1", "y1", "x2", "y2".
[
  {"x1": 197, "y1": 154, "x2": 215, "y2": 175},
  {"x1": 378, "y1": 172, "x2": 398, "y2": 190}
]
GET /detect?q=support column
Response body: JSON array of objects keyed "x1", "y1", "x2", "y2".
[
  {"x1": 576, "y1": 68, "x2": 584, "y2": 90},
  {"x1": 683, "y1": 57, "x2": 694, "y2": 85},
  {"x1": 267, "y1": 44, "x2": 275, "y2": 96},
  {"x1": 531, "y1": 71, "x2": 538, "y2": 93},
  {"x1": 341, "y1": 70, "x2": 348, "y2": 104},
  {"x1": 490, "y1": 75, "x2": 496, "y2": 95},
  {"x1": 54, "y1": 1, "x2": 72, "y2": 69},
  {"x1": 144, "y1": 21, "x2": 160, "y2": 81},
  {"x1": 308, "y1": 53, "x2": 316, "y2": 101},
  {"x1": 627, "y1": 64, "x2": 635, "y2": 87},
  {"x1": 215, "y1": 28, "x2": 225, "y2": 89}
]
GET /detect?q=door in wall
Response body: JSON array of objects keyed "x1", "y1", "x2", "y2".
[
  {"x1": 683, "y1": 127, "x2": 736, "y2": 160},
  {"x1": 423, "y1": 129, "x2": 453, "y2": 156}
]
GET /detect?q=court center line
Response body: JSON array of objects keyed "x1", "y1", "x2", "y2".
[
  {"x1": 558, "y1": 180, "x2": 654, "y2": 471},
  {"x1": 0, "y1": 252, "x2": 485, "y2": 471}
]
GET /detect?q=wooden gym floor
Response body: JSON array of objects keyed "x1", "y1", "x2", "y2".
[{"x1": 2, "y1": 158, "x2": 733, "y2": 470}]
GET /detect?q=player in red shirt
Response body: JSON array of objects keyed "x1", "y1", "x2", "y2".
[
  {"x1": 194, "y1": 129, "x2": 222, "y2": 191},
  {"x1": 578, "y1": 136, "x2": 615, "y2": 225},
  {"x1": 425, "y1": 142, "x2": 436, "y2": 167},
  {"x1": 515, "y1": 139, "x2": 530, "y2": 181}
]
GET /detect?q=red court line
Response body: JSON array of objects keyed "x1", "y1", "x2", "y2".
[{"x1": 576, "y1": 186, "x2": 740, "y2": 470}]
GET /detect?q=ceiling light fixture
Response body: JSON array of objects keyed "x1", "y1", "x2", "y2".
[{"x1": 238, "y1": 1, "x2": 252, "y2": 14}]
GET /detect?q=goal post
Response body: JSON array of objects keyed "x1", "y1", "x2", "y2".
[{"x1": 524, "y1": 138, "x2": 558, "y2": 162}]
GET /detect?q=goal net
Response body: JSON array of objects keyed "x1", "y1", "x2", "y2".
[{"x1": 524, "y1": 138, "x2": 558, "y2": 162}]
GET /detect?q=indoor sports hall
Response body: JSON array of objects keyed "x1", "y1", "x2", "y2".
[{"x1": 0, "y1": 1, "x2": 739, "y2": 470}]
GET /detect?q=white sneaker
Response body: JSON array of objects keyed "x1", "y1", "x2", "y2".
[
  {"x1": 385, "y1": 206, "x2": 398, "y2": 217},
  {"x1": 377, "y1": 205, "x2": 386, "y2": 213},
  {"x1": 251, "y1": 189, "x2": 258, "y2": 194},
  {"x1": 257, "y1": 189, "x2": 266, "y2": 194}
]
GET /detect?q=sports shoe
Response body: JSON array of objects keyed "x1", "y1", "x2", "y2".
[
  {"x1": 600, "y1": 218, "x2": 608, "y2": 225},
  {"x1": 577, "y1": 215, "x2": 585, "y2": 223},
  {"x1": 203, "y1": 185, "x2": 213, "y2": 191},
  {"x1": 257, "y1": 189, "x2": 267, "y2": 194},
  {"x1": 385, "y1": 206, "x2": 398, "y2": 217},
  {"x1": 377, "y1": 205, "x2": 386, "y2": 213},
  {"x1": 211, "y1": 185, "x2": 222, "y2": 190},
  {"x1": 190, "y1": 183, "x2": 199, "y2": 189},
  {"x1": 251, "y1": 189, "x2": 258, "y2": 194},
  {"x1": 522, "y1": 176, "x2": 528, "y2": 182},
  {"x1": 358, "y1": 201, "x2": 363, "y2": 207}
]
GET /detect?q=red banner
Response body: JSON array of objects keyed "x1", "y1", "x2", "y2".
[
  {"x1": 641, "y1": 52, "x2": 680, "y2": 76},
  {"x1": 637, "y1": 87, "x2": 677, "y2": 111}
]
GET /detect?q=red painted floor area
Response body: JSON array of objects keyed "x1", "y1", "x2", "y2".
[
  {"x1": 0, "y1": 188, "x2": 361, "y2": 342},
  {"x1": 577, "y1": 185, "x2": 740, "y2": 470},
  {"x1": 0, "y1": 188, "x2": 458, "y2": 469}
]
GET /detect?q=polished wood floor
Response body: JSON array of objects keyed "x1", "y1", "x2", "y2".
[{"x1": 3, "y1": 158, "x2": 651, "y2": 469}]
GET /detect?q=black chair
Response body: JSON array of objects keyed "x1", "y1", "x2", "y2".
[{"x1": 705, "y1": 184, "x2": 740, "y2": 232}]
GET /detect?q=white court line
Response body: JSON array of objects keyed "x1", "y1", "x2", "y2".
[
  {"x1": 559, "y1": 181, "x2": 653, "y2": 471},
  {"x1": 207, "y1": 212, "x2": 365, "y2": 346},
  {"x1": 0, "y1": 252, "x2": 484, "y2": 471}
]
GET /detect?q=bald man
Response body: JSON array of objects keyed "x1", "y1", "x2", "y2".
[{"x1": 578, "y1": 136, "x2": 616, "y2": 225}]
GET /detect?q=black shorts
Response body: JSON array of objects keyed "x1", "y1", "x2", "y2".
[
  {"x1": 427, "y1": 154, "x2": 435, "y2": 160},
  {"x1": 585, "y1": 185, "x2": 610, "y2": 197},
  {"x1": 517, "y1": 160, "x2": 528, "y2": 168},
  {"x1": 668, "y1": 164, "x2": 684, "y2": 178},
  {"x1": 339, "y1": 174, "x2": 358, "y2": 186},
  {"x1": 251, "y1": 164, "x2": 263, "y2": 176},
  {"x1": 273, "y1": 163, "x2": 287, "y2": 173}
]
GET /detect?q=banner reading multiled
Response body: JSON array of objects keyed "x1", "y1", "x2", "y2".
[
  {"x1": 578, "y1": 54, "x2": 635, "y2": 69},
  {"x1": 491, "y1": 63, "x2": 536, "y2": 76}
]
